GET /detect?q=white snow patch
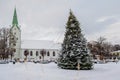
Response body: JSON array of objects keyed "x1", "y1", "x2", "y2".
[{"x1": 0, "y1": 62, "x2": 120, "y2": 80}]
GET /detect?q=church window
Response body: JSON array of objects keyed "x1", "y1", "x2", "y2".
[
  {"x1": 117, "y1": 53, "x2": 119, "y2": 56},
  {"x1": 12, "y1": 38, "x2": 14, "y2": 40},
  {"x1": 13, "y1": 43, "x2": 16, "y2": 46},
  {"x1": 47, "y1": 51, "x2": 50, "y2": 56},
  {"x1": 113, "y1": 53, "x2": 115, "y2": 56},
  {"x1": 30, "y1": 51, "x2": 33, "y2": 56},
  {"x1": 36, "y1": 51, "x2": 38, "y2": 56},
  {"x1": 14, "y1": 49, "x2": 16, "y2": 52},
  {"x1": 53, "y1": 51, "x2": 55, "y2": 56},
  {"x1": 39, "y1": 56, "x2": 41, "y2": 59}
]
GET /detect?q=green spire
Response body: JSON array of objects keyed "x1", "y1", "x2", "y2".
[{"x1": 12, "y1": 8, "x2": 18, "y2": 26}]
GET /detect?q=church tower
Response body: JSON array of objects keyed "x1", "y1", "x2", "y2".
[{"x1": 11, "y1": 8, "x2": 21, "y2": 60}]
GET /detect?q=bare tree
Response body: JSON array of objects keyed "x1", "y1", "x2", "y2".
[
  {"x1": 96, "y1": 37, "x2": 106, "y2": 60},
  {"x1": 97, "y1": 37, "x2": 106, "y2": 44},
  {"x1": 40, "y1": 49, "x2": 46, "y2": 61},
  {"x1": 88, "y1": 37, "x2": 113, "y2": 60},
  {"x1": 0, "y1": 28, "x2": 16, "y2": 61},
  {"x1": 24, "y1": 50, "x2": 29, "y2": 60},
  {"x1": 103, "y1": 42, "x2": 113, "y2": 55},
  {"x1": 87, "y1": 41, "x2": 98, "y2": 59},
  {"x1": 113, "y1": 44, "x2": 120, "y2": 51}
]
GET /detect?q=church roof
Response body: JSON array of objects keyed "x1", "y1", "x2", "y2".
[
  {"x1": 12, "y1": 8, "x2": 18, "y2": 26},
  {"x1": 21, "y1": 40, "x2": 61, "y2": 50},
  {"x1": 11, "y1": 8, "x2": 20, "y2": 30}
]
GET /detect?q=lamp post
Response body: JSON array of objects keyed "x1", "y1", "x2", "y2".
[
  {"x1": 74, "y1": 57, "x2": 81, "y2": 80},
  {"x1": 77, "y1": 57, "x2": 81, "y2": 70}
]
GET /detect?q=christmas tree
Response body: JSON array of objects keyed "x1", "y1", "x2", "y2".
[{"x1": 57, "y1": 10, "x2": 93, "y2": 70}]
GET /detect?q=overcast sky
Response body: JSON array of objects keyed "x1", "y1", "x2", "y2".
[{"x1": 0, "y1": 0, "x2": 120, "y2": 44}]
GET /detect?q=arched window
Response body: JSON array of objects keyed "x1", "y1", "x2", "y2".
[
  {"x1": 113, "y1": 53, "x2": 115, "y2": 56},
  {"x1": 47, "y1": 51, "x2": 50, "y2": 56},
  {"x1": 117, "y1": 53, "x2": 119, "y2": 56},
  {"x1": 36, "y1": 51, "x2": 38, "y2": 56},
  {"x1": 53, "y1": 51, "x2": 55, "y2": 56},
  {"x1": 13, "y1": 49, "x2": 16, "y2": 52},
  {"x1": 13, "y1": 43, "x2": 16, "y2": 46},
  {"x1": 39, "y1": 56, "x2": 41, "y2": 59},
  {"x1": 30, "y1": 51, "x2": 33, "y2": 56}
]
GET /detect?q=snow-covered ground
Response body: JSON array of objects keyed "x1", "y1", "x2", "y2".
[{"x1": 0, "y1": 62, "x2": 120, "y2": 80}]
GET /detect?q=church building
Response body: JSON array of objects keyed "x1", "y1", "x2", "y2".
[{"x1": 10, "y1": 8, "x2": 61, "y2": 62}]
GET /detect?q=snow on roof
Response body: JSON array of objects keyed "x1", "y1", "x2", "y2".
[
  {"x1": 21, "y1": 40, "x2": 61, "y2": 50},
  {"x1": 111, "y1": 50, "x2": 120, "y2": 53}
]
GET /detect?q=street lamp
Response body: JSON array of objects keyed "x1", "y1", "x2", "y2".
[{"x1": 76, "y1": 57, "x2": 81, "y2": 70}]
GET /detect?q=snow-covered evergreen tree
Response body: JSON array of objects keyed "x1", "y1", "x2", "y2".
[{"x1": 57, "y1": 10, "x2": 93, "y2": 70}]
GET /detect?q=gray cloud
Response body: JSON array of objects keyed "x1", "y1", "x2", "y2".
[{"x1": 0, "y1": 0, "x2": 120, "y2": 44}]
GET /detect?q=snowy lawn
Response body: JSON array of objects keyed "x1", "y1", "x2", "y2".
[{"x1": 0, "y1": 62, "x2": 120, "y2": 80}]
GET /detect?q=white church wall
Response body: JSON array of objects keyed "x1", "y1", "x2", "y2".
[
  {"x1": 11, "y1": 26, "x2": 21, "y2": 59},
  {"x1": 47, "y1": 49, "x2": 59, "y2": 61},
  {"x1": 21, "y1": 48, "x2": 60, "y2": 61}
]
